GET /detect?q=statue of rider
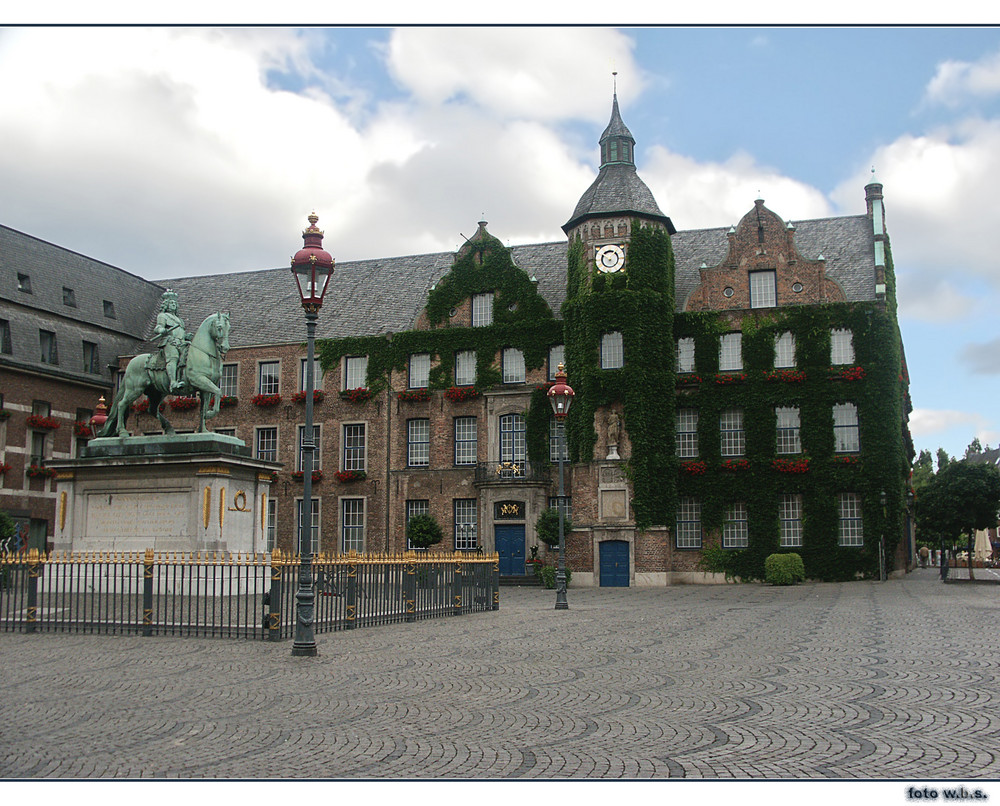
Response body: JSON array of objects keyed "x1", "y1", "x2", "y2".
[{"x1": 153, "y1": 290, "x2": 190, "y2": 392}]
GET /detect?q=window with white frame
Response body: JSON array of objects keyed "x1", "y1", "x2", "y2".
[
  {"x1": 454, "y1": 499, "x2": 478, "y2": 550},
  {"x1": 749, "y1": 270, "x2": 777, "y2": 308},
  {"x1": 472, "y1": 293, "x2": 493, "y2": 327},
  {"x1": 500, "y1": 413, "x2": 526, "y2": 463},
  {"x1": 455, "y1": 350, "x2": 476, "y2": 386},
  {"x1": 406, "y1": 500, "x2": 429, "y2": 550},
  {"x1": 779, "y1": 494, "x2": 803, "y2": 547},
  {"x1": 723, "y1": 502, "x2": 748, "y2": 548},
  {"x1": 255, "y1": 427, "x2": 277, "y2": 462},
  {"x1": 297, "y1": 425, "x2": 321, "y2": 472},
  {"x1": 502, "y1": 348, "x2": 525, "y2": 384},
  {"x1": 774, "y1": 332, "x2": 796, "y2": 368},
  {"x1": 258, "y1": 361, "x2": 280, "y2": 395},
  {"x1": 601, "y1": 332, "x2": 624, "y2": 369},
  {"x1": 838, "y1": 493, "x2": 863, "y2": 546},
  {"x1": 299, "y1": 357, "x2": 323, "y2": 392},
  {"x1": 549, "y1": 417, "x2": 569, "y2": 462},
  {"x1": 30, "y1": 430, "x2": 47, "y2": 467},
  {"x1": 214, "y1": 427, "x2": 236, "y2": 438},
  {"x1": 343, "y1": 423, "x2": 366, "y2": 471},
  {"x1": 296, "y1": 497, "x2": 320, "y2": 555},
  {"x1": 831, "y1": 328, "x2": 855, "y2": 365},
  {"x1": 341, "y1": 498, "x2": 365, "y2": 553},
  {"x1": 719, "y1": 332, "x2": 742, "y2": 371},
  {"x1": 344, "y1": 355, "x2": 368, "y2": 390},
  {"x1": 548, "y1": 496, "x2": 572, "y2": 519},
  {"x1": 776, "y1": 407, "x2": 802, "y2": 454},
  {"x1": 409, "y1": 353, "x2": 430, "y2": 388},
  {"x1": 676, "y1": 337, "x2": 695, "y2": 373},
  {"x1": 266, "y1": 499, "x2": 277, "y2": 552},
  {"x1": 407, "y1": 418, "x2": 430, "y2": 467},
  {"x1": 720, "y1": 408, "x2": 745, "y2": 457},
  {"x1": 454, "y1": 416, "x2": 477, "y2": 465},
  {"x1": 677, "y1": 408, "x2": 699, "y2": 458},
  {"x1": 548, "y1": 345, "x2": 565, "y2": 379},
  {"x1": 220, "y1": 363, "x2": 238, "y2": 398},
  {"x1": 833, "y1": 403, "x2": 860, "y2": 453},
  {"x1": 676, "y1": 497, "x2": 702, "y2": 549}
]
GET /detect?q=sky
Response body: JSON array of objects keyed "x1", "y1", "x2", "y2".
[{"x1": 2, "y1": 24, "x2": 1000, "y2": 463}]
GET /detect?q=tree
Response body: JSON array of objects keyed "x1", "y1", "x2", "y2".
[
  {"x1": 936, "y1": 447, "x2": 952, "y2": 472},
  {"x1": 406, "y1": 514, "x2": 444, "y2": 550},
  {"x1": 912, "y1": 449, "x2": 934, "y2": 493},
  {"x1": 0, "y1": 510, "x2": 13, "y2": 553},
  {"x1": 917, "y1": 460, "x2": 1000, "y2": 580},
  {"x1": 535, "y1": 507, "x2": 573, "y2": 548},
  {"x1": 965, "y1": 437, "x2": 983, "y2": 459}
]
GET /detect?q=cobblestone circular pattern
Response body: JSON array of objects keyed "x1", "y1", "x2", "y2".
[{"x1": 2, "y1": 568, "x2": 999, "y2": 779}]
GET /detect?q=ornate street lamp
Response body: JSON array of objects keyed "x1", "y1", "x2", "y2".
[
  {"x1": 290, "y1": 212, "x2": 335, "y2": 657},
  {"x1": 547, "y1": 363, "x2": 575, "y2": 610}
]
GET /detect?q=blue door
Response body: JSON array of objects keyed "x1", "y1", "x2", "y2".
[
  {"x1": 495, "y1": 524, "x2": 526, "y2": 576},
  {"x1": 599, "y1": 540, "x2": 630, "y2": 587}
]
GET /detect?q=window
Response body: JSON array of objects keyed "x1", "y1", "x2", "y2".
[
  {"x1": 39, "y1": 330, "x2": 58, "y2": 364},
  {"x1": 548, "y1": 496, "x2": 572, "y2": 519},
  {"x1": 341, "y1": 498, "x2": 365, "y2": 553},
  {"x1": 779, "y1": 494, "x2": 803, "y2": 547},
  {"x1": 407, "y1": 419, "x2": 430, "y2": 467},
  {"x1": 502, "y1": 348, "x2": 525, "y2": 384},
  {"x1": 723, "y1": 502, "x2": 748, "y2": 548},
  {"x1": 30, "y1": 431, "x2": 47, "y2": 467},
  {"x1": 1, "y1": 319, "x2": 12, "y2": 355},
  {"x1": 406, "y1": 500, "x2": 429, "y2": 550},
  {"x1": 676, "y1": 338, "x2": 695, "y2": 373},
  {"x1": 266, "y1": 499, "x2": 277, "y2": 552},
  {"x1": 32, "y1": 400, "x2": 51, "y2": 417},
  {"x1": 676, "y1": 497, "x2": 702, "y2": 549},
  {"x1": 454, "y1": 416, "x2": 477, "y2": 465},
  {"x1": 677, "y1": 409, "x2": 699, "y2": 458},
  {"x1": 720, "y1": 408, "x2": 745, "y2": 457},
  {"x1": 214, "y1": 428, "x2": 236, "y2": 438},
  {"x1": 62, "y1": 287, "x2": 76, "y2": 307},
  {"x1": 297, "y1": 425, "x2": 321, "y2": 472},
  {"x1": 17, "y1": 273, "x2": 31, "y2": 293},
  {"x1": 500, "y1": 413, "x2": 526, "y2": 463},
  {"x1": 454, "y1": 499, "x2": 478, "y2": 550},
  {"x1": 296, "y1": 497, "x2": 321, "y2": 555},
  {"x1": 833, "y1": 403, "x2": 860, "y2": 453},
  {"x1": 548, "y1": 345, "x2": 565, "y2": 379},
  {"x1": 299, "y1": 357, "x2": 323, "y2": 392},
  {"x1": 344, "y1": 356, "x2": 368, "y2": 390},
  {"x1": 838, "y1": 493, "x2": 863, "y2": 546},
  {"x1": 776, "y1": 407, "x2": 801, "y2": 455},
  {"x1": 256, "y1": 427, "x2": 278, "y2": 462},
  {"x1": 831, "y1": 328, "x2": 855, "y2": 365},
  {"x1": 455, "y1": 350, "x2": 476, "y2": 386},
  {"x1": 82, "y1": 341, "x2": 100, "y2": 374},
  {"x1": 103, "y1": 300, "x2": 116, "y2": 318},
  {"x1": 220, "y1": 363, "x2": 238, "y2": 398},
  {"x1": 258, "y1": 361, "x2": 280, "y2": 395},
  {"x1": 549, "y1": 417, "x2": 568, "y2": 462},
  {"x1": 409, "y1": 353, "x2": 430, "y2": 388},
  {"x1": 774, "y1": 331, "x2": 796, "y2": 368},
  {"x1": 749, "y1": 270, "x2": 777, "y2": 308},
  {"x1": 719, "y1": 332, "x2": 742, "y2": 371},
  {"x1": 601, "y1": 332, "x2": 624, "y2": 369},
  {"x1": 472, "y1": 293, "x2": 493, "y2": 327},
  {"x1": 343, "y1": 423, "x2": 366, "y2": 471}
]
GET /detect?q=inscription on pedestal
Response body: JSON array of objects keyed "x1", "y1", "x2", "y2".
[{"x1": 86, "y1": 491, "x2": 189, "y2": 542}]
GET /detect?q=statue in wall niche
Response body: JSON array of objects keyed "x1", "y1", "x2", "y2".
[
  {"x1": 97, "y1": 290, "x2": 231, "y2": 438},
  {"x1": 606, "y1": 411, "x2": 622, "y2": 460}
]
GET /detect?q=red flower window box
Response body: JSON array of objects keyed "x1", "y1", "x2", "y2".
[
  {"x1": 169, "y1": 396, "x2": 199, "y2": 411},
  {"x1": 252, "y1": 393, "x2": 282, "y2": 408},
  {"x1": 220, "y1": 396, "x2": 238, "y2": 408},
  {"x1": 831, "y1": 366, "x2": 866, "y2": 382},
  {"x1": 25, "y1": 415, "x2": 60, "y2": 430},
  {"x1": 131, "y1": 398, "x2": 150, "y2": 413},
  {"x1": 764, "y1": 370, "x2": 806, "y2": 383},
  {"x1": 292, "y1": 390, "x2": 325, "y2": 404},
  {"x1": 0, "y1": 462, "x2": 12, "y2": 475},
  {"x1": 339, "y1": 388, "x2": 372, "y2": 403},
  {"x1": 334, "y1": 470, "x2": 367, "y2": 483},
  {"x1": 398, "y1": 389, "x2": 431, "y2": 402},
  {"x1": 772, "y1": 458, "x2": 810, "y2": 474},
  {"x1": 681, "y1": 460, "x2": 707, "y2": 476},
  {"x1": 677, "y1": 374, "x2": 703, "y2": 386},
  {"x1": 714, "y1": 373, "x2": 746, "y2": 385},
  {"x1": 73, "y1": 421, "x2": 94, "y2": 437},
  {"x1": 26, "y1": 465, "x2": 57, "y2": 479},
  {"x1": 291, "y1": 470, "x2": 324, "y2": 483},
  {"x1": 721, "y1": 459, "x2": 750, "y2": 472},
  {"x1": 444, "y1": 386, "x2": 481, "y2": 403}
]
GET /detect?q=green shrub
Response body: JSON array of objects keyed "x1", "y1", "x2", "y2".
[
  {"x1": 765, "y1": 553, "x2": 806, "y2": 586},
  {"x1": 535, "y1": 564, "x2": 572, "y2": 589},
  {"x1": 699, "y1": 544, "x2": 743, "y2": 582},
  {"x1": 535, "y1": 507, "x2": 573, "y2": 548},
  {"x1": 406, "y1": 514, "x2": 444, "y2": 549}
]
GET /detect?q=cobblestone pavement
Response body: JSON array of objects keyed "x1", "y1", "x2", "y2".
[{"x1": 2, "y1": 568, "x2": 999, "y2": 779}]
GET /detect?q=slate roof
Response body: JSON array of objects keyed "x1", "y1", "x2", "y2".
[{"x1": 563, "y1": 164, "x2": 671, "y2": 232}]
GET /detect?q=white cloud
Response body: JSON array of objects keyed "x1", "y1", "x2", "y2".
[
  {"x1": 925, "y1": 49, "x2": 1000, "y2": 106},
  {"x1": 910, "y1": 408, "x2": 987, "y2": 437},
  {"x1": 895, "y1": 274, "x2": 975, "y2": 322}
]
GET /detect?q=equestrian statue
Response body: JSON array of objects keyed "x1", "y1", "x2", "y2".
[{"x1": 98, "y1": 291, "x2": 231, "y2": 437}]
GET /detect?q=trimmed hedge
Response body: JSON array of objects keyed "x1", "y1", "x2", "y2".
[{"x1": 765, "y1": 553, "x2": 806, "y2": 586}]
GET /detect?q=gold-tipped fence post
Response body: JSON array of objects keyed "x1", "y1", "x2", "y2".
[
  {"x1": 267, "y1": 549, "x2": 283, "y2": 642},
  {"x1": 25, "y1": 548, "x2": 41, "y2": 633},
  {"x1": 142, "y1": 549, "x2": 155, "y2": 636}
]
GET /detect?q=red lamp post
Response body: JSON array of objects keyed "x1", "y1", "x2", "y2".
[
  {"x1": 290, "y1": 212, "x2": 335, "y2": 657},
  {"x1": 547, "y1": 363, "x2": 575, "y2": 610}
]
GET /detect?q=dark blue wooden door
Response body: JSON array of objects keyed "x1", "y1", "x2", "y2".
[
  {"x1": 599, "y1": 540, "x2": 630, "y2": 587},
  {"x1": 495, "y1": 524, "x2": 526, "y2": 576}
]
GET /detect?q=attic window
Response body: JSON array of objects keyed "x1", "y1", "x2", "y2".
[
  {"x1": 17, "y1": 273, "x2": 31, "y2": 293},
  {"x1": 103, "y1": 300, "x2": 116, "y2": 319},
  {"x1": 63, "y1": 287, "x2": 76, "y2": 307}
]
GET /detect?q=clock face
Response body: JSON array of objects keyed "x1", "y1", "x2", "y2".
[{"x1": 596, "y1": 244, "x2": 625, "y2": 273}]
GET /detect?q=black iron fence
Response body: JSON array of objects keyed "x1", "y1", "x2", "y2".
[
  {"x1": 0, "y1": 549, "x2": 500, "y2": 640},
  {"x1": 473, "y1": 461, "x2": 550, "y2": 485}
]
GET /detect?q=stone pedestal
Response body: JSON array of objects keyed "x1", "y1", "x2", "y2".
[{"x1": 48, "y1": 434, "x2": 281, "y2": 555}]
